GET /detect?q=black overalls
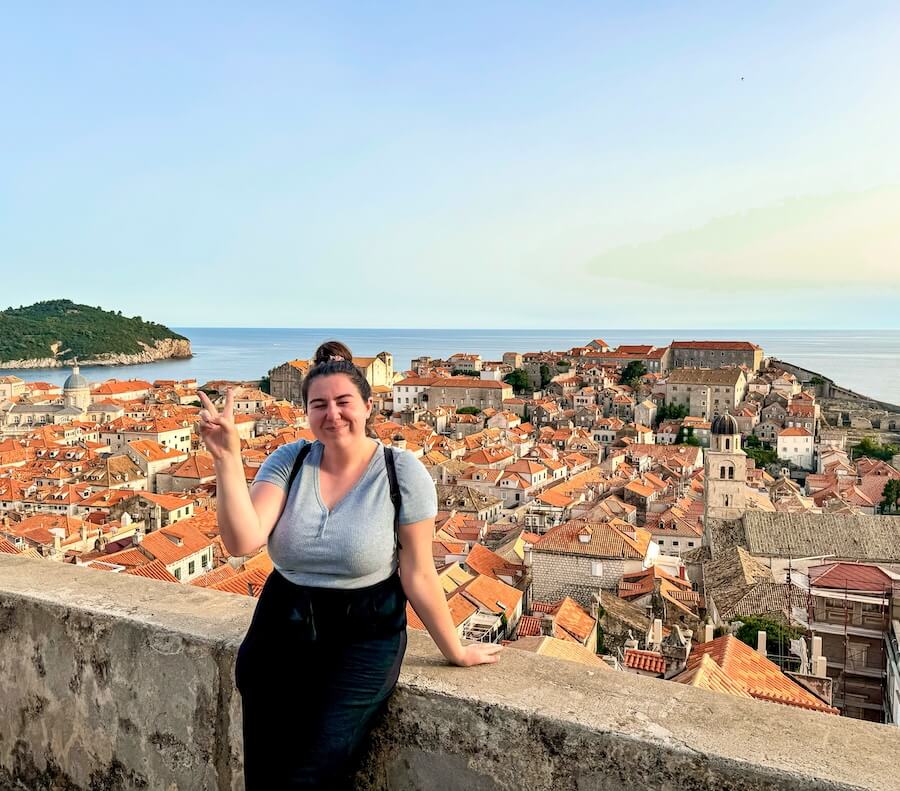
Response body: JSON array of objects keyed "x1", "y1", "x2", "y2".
[{"x1": 234, "y1": 444, "x2": 407, "y2": 789}]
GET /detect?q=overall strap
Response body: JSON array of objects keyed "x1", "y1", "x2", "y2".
[
  {"x1": 383, "y1": 445, "x2": 403, "y2": 550},
  {"x1": 285, "y1": 441, "x2": 314, "y2": 494},
  {"x1": 284, "y1": 441, "x2": 404, "y2": 548}
]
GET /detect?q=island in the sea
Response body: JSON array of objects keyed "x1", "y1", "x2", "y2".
[{"x1": 0, "y1": 299, "x2": 192, "y2": 368}]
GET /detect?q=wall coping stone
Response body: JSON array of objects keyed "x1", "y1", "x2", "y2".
[{"x1": 1, "y1": 553, "x2": 897, "y2": 790}]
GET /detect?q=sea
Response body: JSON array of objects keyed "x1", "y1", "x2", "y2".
[{"x1": 1, "y1": 328, "x2": 898, "y2": 404}]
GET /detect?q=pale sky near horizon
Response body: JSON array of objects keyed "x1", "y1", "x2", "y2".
[{"x1": 3, "y1": 3, "x2": 899, "y2": 329}]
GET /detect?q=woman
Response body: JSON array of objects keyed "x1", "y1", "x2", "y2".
[{"x1": 198, "y1": 341, "x2": 501, "y2": 789}]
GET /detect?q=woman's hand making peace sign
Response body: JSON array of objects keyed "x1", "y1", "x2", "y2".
[{"x1": 197, "y1": 389, "x2": 240, "y2": 461}]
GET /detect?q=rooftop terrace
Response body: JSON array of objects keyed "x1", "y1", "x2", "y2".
[{"x1": 1, "y1": 553, "x2": 897, "y2": 790}]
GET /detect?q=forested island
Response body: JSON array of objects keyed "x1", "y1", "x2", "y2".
[{"x1": 0, "y1": 300, "x2": 192, "y2": 368}]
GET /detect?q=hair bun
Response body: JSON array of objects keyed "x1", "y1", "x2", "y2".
[{"x1": 313, "y1": 340, "x2": 353, "y2": 366}]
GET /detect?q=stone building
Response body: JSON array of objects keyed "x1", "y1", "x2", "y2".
[
  {"x1": 269, "y1": 352, "x2": 395, "y2": 404},
  {"x1": 669, "y1": 341, "x2": 763, "y2": 373},
  {"x1": 665, "y1": 368, "x2": 747, "y2": 419},
  {"x1": 1, "y1": 364, "x2": 89, "y2": 437},
  {"x1": 528, "y1": 520, "x2": 657, "y2": 608}
]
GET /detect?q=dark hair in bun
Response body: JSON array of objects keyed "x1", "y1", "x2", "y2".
[{"x1": 301, "y1": 340, "x2": 377, "y2": 438}]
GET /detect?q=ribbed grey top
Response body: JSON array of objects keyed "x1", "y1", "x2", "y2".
[{"x1": 254, "y1": 438, "x2": 438, "y2": 589}]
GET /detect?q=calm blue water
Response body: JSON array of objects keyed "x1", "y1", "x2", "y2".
[{"x1": 2, "y1": 328, "x2": 898, "y2": 403}]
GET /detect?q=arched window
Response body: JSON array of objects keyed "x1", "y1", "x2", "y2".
[
  {"x1": 725, "y1": 438, "x2": 731, "y2": 450},
  {"x1": 728, "y1": 467, "x2": 735, "y2": 479},
  {"x1": 724, "y1": 494, "x2": 730, "y2": 507},
  {"x1": 720, "y1": 465, "x2": 726, "y2": 479}
]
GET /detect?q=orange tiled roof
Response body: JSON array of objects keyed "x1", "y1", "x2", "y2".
[
  {"x1": 534, "y1": 520, "x2": 651, "y2": 560},
  {"x1": 139, "y1": 523, "x2": 212, "y2": 565},
  {"x1": 210, "y1": 568, "x2": 270, "y2": 597},
  {"x1": 458, "y1": 574, "x2": 523, "y2": 620},
  {"x1": 123, "y1": 559, "x2": 180, "y2": 583},
  {"x1": 465, "y1": 543, "x2": 524, "y2": 582},
  {"x1": 532, "y1": 597, "x2": 596, "y2": 643},
  {"x1": 681, "y1": 635, "x2": 837, "y2": 714},
  {"x1": 624, "y1": 649, "x2": 666, "y2": 674}
]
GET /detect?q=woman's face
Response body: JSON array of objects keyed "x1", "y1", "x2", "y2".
[{"x1": 307, "y1": 373, "x2": 373, "y2": 446}]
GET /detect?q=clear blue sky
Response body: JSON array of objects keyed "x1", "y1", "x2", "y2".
[{"x1": 4, "y1": 3, "x2": 899, "y2": 328}]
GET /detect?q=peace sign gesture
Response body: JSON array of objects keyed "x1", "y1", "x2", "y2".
[{"x1": 197, "y1": 389, "x2": 240, "y2": 461}]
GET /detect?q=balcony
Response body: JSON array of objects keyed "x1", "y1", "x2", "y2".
[{"x1": 0, "y1": 553, "x2": 896, "y2": 790}]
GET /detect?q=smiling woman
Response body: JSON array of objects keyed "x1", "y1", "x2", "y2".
[{"x1": 203, "y1": 339, "x2": 503, "y2": 789}]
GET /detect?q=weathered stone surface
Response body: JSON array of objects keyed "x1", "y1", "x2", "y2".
[{"x1": 1, "y1": 554, "x2": 898, "y2": 791}]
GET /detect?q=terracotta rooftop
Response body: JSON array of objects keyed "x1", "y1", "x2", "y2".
[{"x1": 678, "y1": 635, "x2": 837, "y2": 714}]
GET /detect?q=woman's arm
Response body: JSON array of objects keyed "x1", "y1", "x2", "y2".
[
  {"x1": 199, "y1": 390, "x2": 288, "y2": 556},
  {"x1": 398, "y1": 517, "x2": 502, "y2": 667}
]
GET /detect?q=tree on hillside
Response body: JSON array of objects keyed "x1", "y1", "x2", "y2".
[{"x1": 852, "y1": 436, "x2": 898, "y2": 462}]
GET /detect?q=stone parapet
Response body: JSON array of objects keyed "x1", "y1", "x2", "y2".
[{"x1": 0, "y1": 554, "x2": 897, "y2": 790}]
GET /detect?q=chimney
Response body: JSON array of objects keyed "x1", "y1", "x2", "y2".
[
  {"x1": 704, "y1": 623, "x2": 714, "y2": 643},
  {"x1": 756, "y1": 630, "x2": 767, "y2": 656},
  {"x1": 651, "y1": 618, "x2": 663, "y2": 648},
  {"x1": 540, "y1": 614, "x2": 555, "y2": 637},
  {"x1": 624, "y1": 631, "x2": 639, "y2": 651},
  {"x1": 811, "y1": 635, "x2": 823, "y2": 661},
  {"x1": 678, "y1": 566, "x2": 686, "y2": 580},
  {"x1": 813, "y1": 656, "x2": 828, "y2": 678}
]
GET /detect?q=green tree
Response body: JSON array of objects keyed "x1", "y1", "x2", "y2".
[
  {"x1": 852, "y1": 436, "x2": 898, "y2": 462},
  {"x1": 655, "y1": 402, "x2": 688, "y2": 426},
  {"x1": 258, "y1": 375, "x2": 271, "y2": 394},
  {"x1": 881, "y1": 479, "x2": 900, "y2": 513},
  {"x1": 503, "y1": 368, "x2": 529, "y2": 393},
  {"x1": 620, "y1": 361, "x2": 647, "y2": 389},
  {"x1": 540, "y1": 363, "x2": 551, "y2": 388},
  {"x1": 731, "y1": 616, "x2": 805, "y2": 666},
  {"x1": 457, "y1": 406, "x2": 480, "y2": 415}
]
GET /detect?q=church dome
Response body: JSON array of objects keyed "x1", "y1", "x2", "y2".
[
  {"x1": 64, "y1": 371, "x2": 89, "y2": 390},
  {"x1": 711, "y1": 413, "x2": 739, "y2": 435}
]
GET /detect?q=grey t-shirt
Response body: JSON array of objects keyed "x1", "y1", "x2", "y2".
[{"x1": 253, "y1": 438, "x2": 438, "y2": 589}]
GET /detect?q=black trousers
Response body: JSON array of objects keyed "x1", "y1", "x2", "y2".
[{"x1": 235, "y1": 569, "x2": 408, "y2": 789}]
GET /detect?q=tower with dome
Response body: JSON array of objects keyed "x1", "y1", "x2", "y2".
[
  {"x1": 63, "y1": 360, "x2": 91, "y2": 411},
  {"x1": 702, "y1": 412, "x2": 747, "y2": 532}
]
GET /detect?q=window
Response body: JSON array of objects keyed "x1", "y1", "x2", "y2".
[
  {"x1": 188, "y1": 560, "x2": 195, "y2": 575},
  {"x1": 688, "y1": 541, "x2": 695, "y2": 547},
  {"x1": 174, "y1": 568, "x2": 182, "y2": 580},
  {"x1": 728, "y1": 467, "x2": 734, "y2": 479},
  {"x1": 591, "y1": 561, "x2": 604, "y2": 577},
  {"x1": 672, "y1": 540, "x2": 679, "y2": 546},
  {"x1": 201, "y1": 553, "x2": 209, "y2": 568}
]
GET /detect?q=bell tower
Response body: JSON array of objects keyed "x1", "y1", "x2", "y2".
[{"x1": 703, "y1": 412, "x2": 747, "y2": 535}]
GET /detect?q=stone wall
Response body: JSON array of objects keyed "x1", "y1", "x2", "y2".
[
  {"x1": 531, "y1": 550, "x2": 624, "y2": 607},
  {"x1": 1, "y1": 553, "x2": 898, "y2": 791}
]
